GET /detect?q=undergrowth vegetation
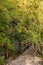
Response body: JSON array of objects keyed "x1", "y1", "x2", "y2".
[{"x1": 0, "y1": 0, "x2": 43, "y2": 64}]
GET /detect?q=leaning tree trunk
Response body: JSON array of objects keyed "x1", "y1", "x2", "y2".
[{"x1": 4, "y1": 43, "x2": 8, "y2": 59}]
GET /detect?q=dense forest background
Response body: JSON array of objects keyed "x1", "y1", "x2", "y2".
[{"x1": 0, "y1": 0, "x2": 43, "y2": 64}]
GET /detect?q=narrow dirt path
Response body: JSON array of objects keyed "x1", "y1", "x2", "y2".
[{"x1": 7, "y1": 46, "x2": 42, "y2": 65}]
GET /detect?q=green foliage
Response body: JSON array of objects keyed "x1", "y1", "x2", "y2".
[
  {"x1": 0, "y1": 0, "x2": 43, "y2": 58},
  {"x1": 8, "y1": 43, "x2": 15, "y2": 50},
  {"x1": 40, "y1": 27, "x2": 43, "y2": 42},
  {"x1": 0, "y1": 5, "x2": 10, "y2": 24},
  {"x1": 0, "y1": 57, "x2": 5, "y2": 65}
]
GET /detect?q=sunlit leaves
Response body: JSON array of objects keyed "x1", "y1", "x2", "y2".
[
  {"x1": 0, "y1": 5, "x2": 10, "y2": 24},
  {"x1": 0, "y1": 0, "x2": 43, "y2": 45}
]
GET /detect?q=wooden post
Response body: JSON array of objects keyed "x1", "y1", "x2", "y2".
[{"x1": 4, "y1": 43, "x2": 8, "y2": 59}]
